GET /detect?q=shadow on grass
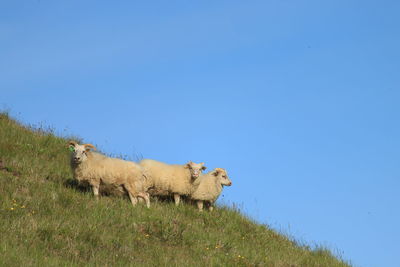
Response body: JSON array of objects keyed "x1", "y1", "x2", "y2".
[
  {"x1": 63, "y1": 178, "x2": 130, "y2": 199},
  {"x1": 149, "y1": 193, "x2": 194, "y2": 206},
  {"x1": 64, "y1": 178, "x2": 194, "y2": 207},
  {"x1": 63, "y1": 178, "x2": 91, "y2": 194},
  {"x1": 0, "y1": 159, "x2": 21, "y2": 177}
]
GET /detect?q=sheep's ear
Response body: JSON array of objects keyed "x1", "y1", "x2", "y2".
[
  {"x1": 184, "y1": 161, "x2": 193, "y2": 169},
  {"x1": 201, "y1": 163, "x2": 207, "y2": 171},
  {"x1": 68, "y1": 141, "x2": 77, "y2": 151},
  {"x1": 68, "y1": 140, "x2": 77, "y2": 146},
  {"x1": 83, "y1": 144, "x2": 96, "y2": 151},
  {"x1": 213, "y1": 169, "x2": 220, "y2": 176}
]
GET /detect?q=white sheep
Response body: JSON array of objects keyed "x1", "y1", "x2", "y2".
[
  {"x1": 139, "y1": 159, "x2": 206, "y2": 206},
  {"x1": 68, "y1": 141, "x2": 150, "y2": 208},
  {"x1": 190, "y1": 168, "x2": 232, "y2": 211}
]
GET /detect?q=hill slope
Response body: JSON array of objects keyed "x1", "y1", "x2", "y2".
[{"x1": 0, "y1": 113, "x2": 350, "y2": 266}]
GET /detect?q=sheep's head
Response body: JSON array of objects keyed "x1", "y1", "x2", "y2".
[
  {"x1": 68, "y1": 141, "x2": 96, "y2": 164},
  {"x1": 184, "y1": 161, "x2": 206, "y2": 179},
  {"x1": 212, "y1": 168, "x2": 232, "y2": 186}
]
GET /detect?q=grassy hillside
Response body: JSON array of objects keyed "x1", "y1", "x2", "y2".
[{"x1": 0, "y1": 112, "x2": 351, "y2": 266}]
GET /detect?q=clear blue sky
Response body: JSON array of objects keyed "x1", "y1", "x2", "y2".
[{"x1": 1, "y1": 1, "x2": 399, "y2": 266}]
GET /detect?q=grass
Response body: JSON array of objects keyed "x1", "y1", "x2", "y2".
[{"x1": 0, "y1": 112, "x2": 351, "y2": 266}]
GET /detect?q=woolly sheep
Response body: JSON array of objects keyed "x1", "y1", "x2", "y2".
[
  {"x1": 68, "y1": 141, "x2": 150, "y2": 208},
  {"x1": 139, "y1": 159, "x2": 206, "y2": 206},
  {"x1": 190, "y1": 168, "x2": 232, "y2": 211}
]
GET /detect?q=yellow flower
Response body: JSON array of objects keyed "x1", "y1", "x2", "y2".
[{"x1": 10, "y1": 207, "x2": 14, "y2": 210}]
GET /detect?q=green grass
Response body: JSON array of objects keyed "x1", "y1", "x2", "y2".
[{"x1": 0, "y1": 112, "x2": 351, "y2": 266}]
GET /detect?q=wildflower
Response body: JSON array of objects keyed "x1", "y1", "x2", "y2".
[
  {"x1": 10, "y1": 207, "x2": 14, "y2": 211},
  {"x1": 21, "y1": 205, "x2": 25, "y2": 208}
]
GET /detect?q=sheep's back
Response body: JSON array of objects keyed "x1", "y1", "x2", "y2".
[
  {"x1": 140, "y1": 159, "x2": 192, "y2": 194},
  {"x1": 75, "y1": 154, "x2": 143, "y2": 185}
]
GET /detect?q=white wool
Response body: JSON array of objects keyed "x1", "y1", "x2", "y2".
[
  {"x1": 139, "y1": 159, "x2": 206, "y2": 206},
  {"x1": 190, "y1": 168, "x2": 232, "y2": 211},
  {"x1": 69, "y1": 141, "x2": 150, "y2": 207}
]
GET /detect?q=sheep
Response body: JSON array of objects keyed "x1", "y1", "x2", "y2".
[
  {"x1": 139, "y1": 159, "x2": 206, "y2": 206},
  {"x1": 190, "y1": 168, "x2": 232, "y2": 211},
  {"x1": 68, "y1": 141, "x2": 150, "y2": 208}
]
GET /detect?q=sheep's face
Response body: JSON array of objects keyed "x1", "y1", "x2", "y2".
[
  {"x1": 213, "y1": 168, "x2": 232, "y2": 186},
  {"x1": 68, "y1": 141, "x2": 96, "y2": 165},
  {"x1": 185, "y1": 161, "x2": 206, "y2": 179},
  {"x1": 70, "y1": 144, "x2": 88, "y2": 164}
]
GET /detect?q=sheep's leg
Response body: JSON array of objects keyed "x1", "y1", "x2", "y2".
[
  {"x1": 206, "y1": 201, "x2": 215, "y2": 211},
  {"x1": 197, "y1": 200, "x2": 204, "y2": 211},
  {"x1": 92, "y1": 184, "x2": 100, "y2": 199},
  {"x1": 123, "y1": 184, "x2": 138, "y2": 206},
  {"x1": 145, "y1": 193, "x2": 150, "y2": 208},
  {"x1": 127, "y1": 191, "x2": 138, "y2": 206},
  {"x1": 173, "y1": 193, "x2": 180, "y2": 206},
  {"x1": 137, "y1": 192, "x2": 150, "y2": 208}
]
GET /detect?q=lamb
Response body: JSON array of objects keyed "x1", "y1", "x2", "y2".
[
  {"x1": 139, "y1": 159, "x2": 206, "y2": 206},
  {"x1": 68, "y1": 141, "x2": 150, "y2": 208},
  {"x1": 190, "y1": 168, "x2": 232, "y2": 211}
]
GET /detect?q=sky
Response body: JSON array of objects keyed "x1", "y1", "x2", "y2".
[{"x1": 1, "y1": 1, "x2": 399, "y2": 266}]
